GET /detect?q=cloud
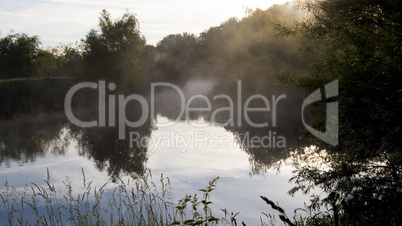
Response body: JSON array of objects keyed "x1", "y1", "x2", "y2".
[{"x1": 0, "y1": 0, "x2": 289, "y2": 46}]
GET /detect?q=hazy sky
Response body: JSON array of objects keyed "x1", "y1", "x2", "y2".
[{"x1": 0, "y1": 0, "x2": 289, "y2": 47}]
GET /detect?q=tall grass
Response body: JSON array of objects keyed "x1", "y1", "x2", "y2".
[
  {"x1": 0, "y1": 169, "x2": 238, "y2": 226},
  {"x1": 1, "y1": 168, "x2": 361, "y2": 226}
]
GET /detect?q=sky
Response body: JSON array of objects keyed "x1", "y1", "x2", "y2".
[{"x1": 0, "y1": 0, "x2": 290, "y2": 47}]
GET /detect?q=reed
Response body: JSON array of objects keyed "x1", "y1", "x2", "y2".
[
  {"x1": 0, "y1": 169, "x2": 240, "y2": 225},
  {"x1": 1, "y1": 168, "x2": 357, "y2": 225}
]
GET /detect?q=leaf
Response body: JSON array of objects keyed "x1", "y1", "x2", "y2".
[
  {"x1": 184, "y1": 219, "x2": 195, "y2": 224},
  {"x1": 201, "y1": 200, "x2": 212, "y2": 205},
  {"x1": 208, "y1": 216, "x2": 220, "y2": 222}
]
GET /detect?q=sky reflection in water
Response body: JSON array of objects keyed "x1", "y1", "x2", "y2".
[{"x1": 0, "y1": 115, "x2": 309, "y2": 225}]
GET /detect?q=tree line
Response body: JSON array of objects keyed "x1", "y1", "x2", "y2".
[
  {"x1": 0, "y1": 9, "x2": 153, "y2": 92},
  {"x1": 0, "y1": 5, "x2": 310, "y2": 93}
]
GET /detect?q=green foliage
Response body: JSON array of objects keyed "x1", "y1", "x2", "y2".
[
  {"x1": 152, "y1": 4, "x2": 311, "y2": 94},
  {"x1": 34, "y1": 48, "x2": 72, "y2": 78},
  {"x1": 1, "y1": 9, "x2": 152, "y2": 87},
  {"x1": 172, "y1": 177, "x2": 220, "y2": 225},
  {"x1": 0, "y1": 32, "x2": 76, "y2": 79},
  {"x1": 152, "y1": 33, "x2": 199, "y2": 85},
  {"x1": 59, "y1": 44, "x2": 84, "y2": 77},
  {"x1": 0, "y1": 33, "x2": 40, "y2": 79},
  {"x1": 82, "y1": 9, "x2": 153, "y2": 91},
  {"x1": 276, "y1": 0, "x2": 402, "y2": 225}
]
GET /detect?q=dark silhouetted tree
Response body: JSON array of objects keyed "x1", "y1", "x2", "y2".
[
  {"x1": 82, "y1": 9, "x2": 152, "y2": 91},
  {"x1": 0, "y1": 33, "x2": 40, "y2": 79},
  {"x1": 277, "y1": 0, "x2": 401, "y2": 224},
  {"x1": 152, "y1": 33, "x2": 199, "y2": 85}
]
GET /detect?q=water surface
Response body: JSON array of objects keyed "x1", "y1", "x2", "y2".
[{"x1": 0, "y1": 112, "x2": 312, "y2": 224}]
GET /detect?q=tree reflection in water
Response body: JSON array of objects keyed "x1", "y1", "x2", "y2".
[{"x1": 0, "y1": 80, "x2": 311, "y2": 180}]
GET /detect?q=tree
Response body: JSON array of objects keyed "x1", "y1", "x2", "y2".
[
  {"x1": 34, "y1": 48, "x2": 72, "y2": 78},
  {"x1": 82, "y1": 9, "x2": 152, "y2": 91},
  {"x1": 60, "y1": 44, "x2": 84, "y2": 78},
  {"x1": 152, "y1": 33, "x2": 199, "y2": 85},
  {"x1": 0, "y1": 33, "x2": 40, "y2": 79},
  {"x1": 152, "y1": 4, "x2": 310, "y2": 95},
  {"x1": 278, "y1": 0, "x2": 401, "y2": 224}
]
